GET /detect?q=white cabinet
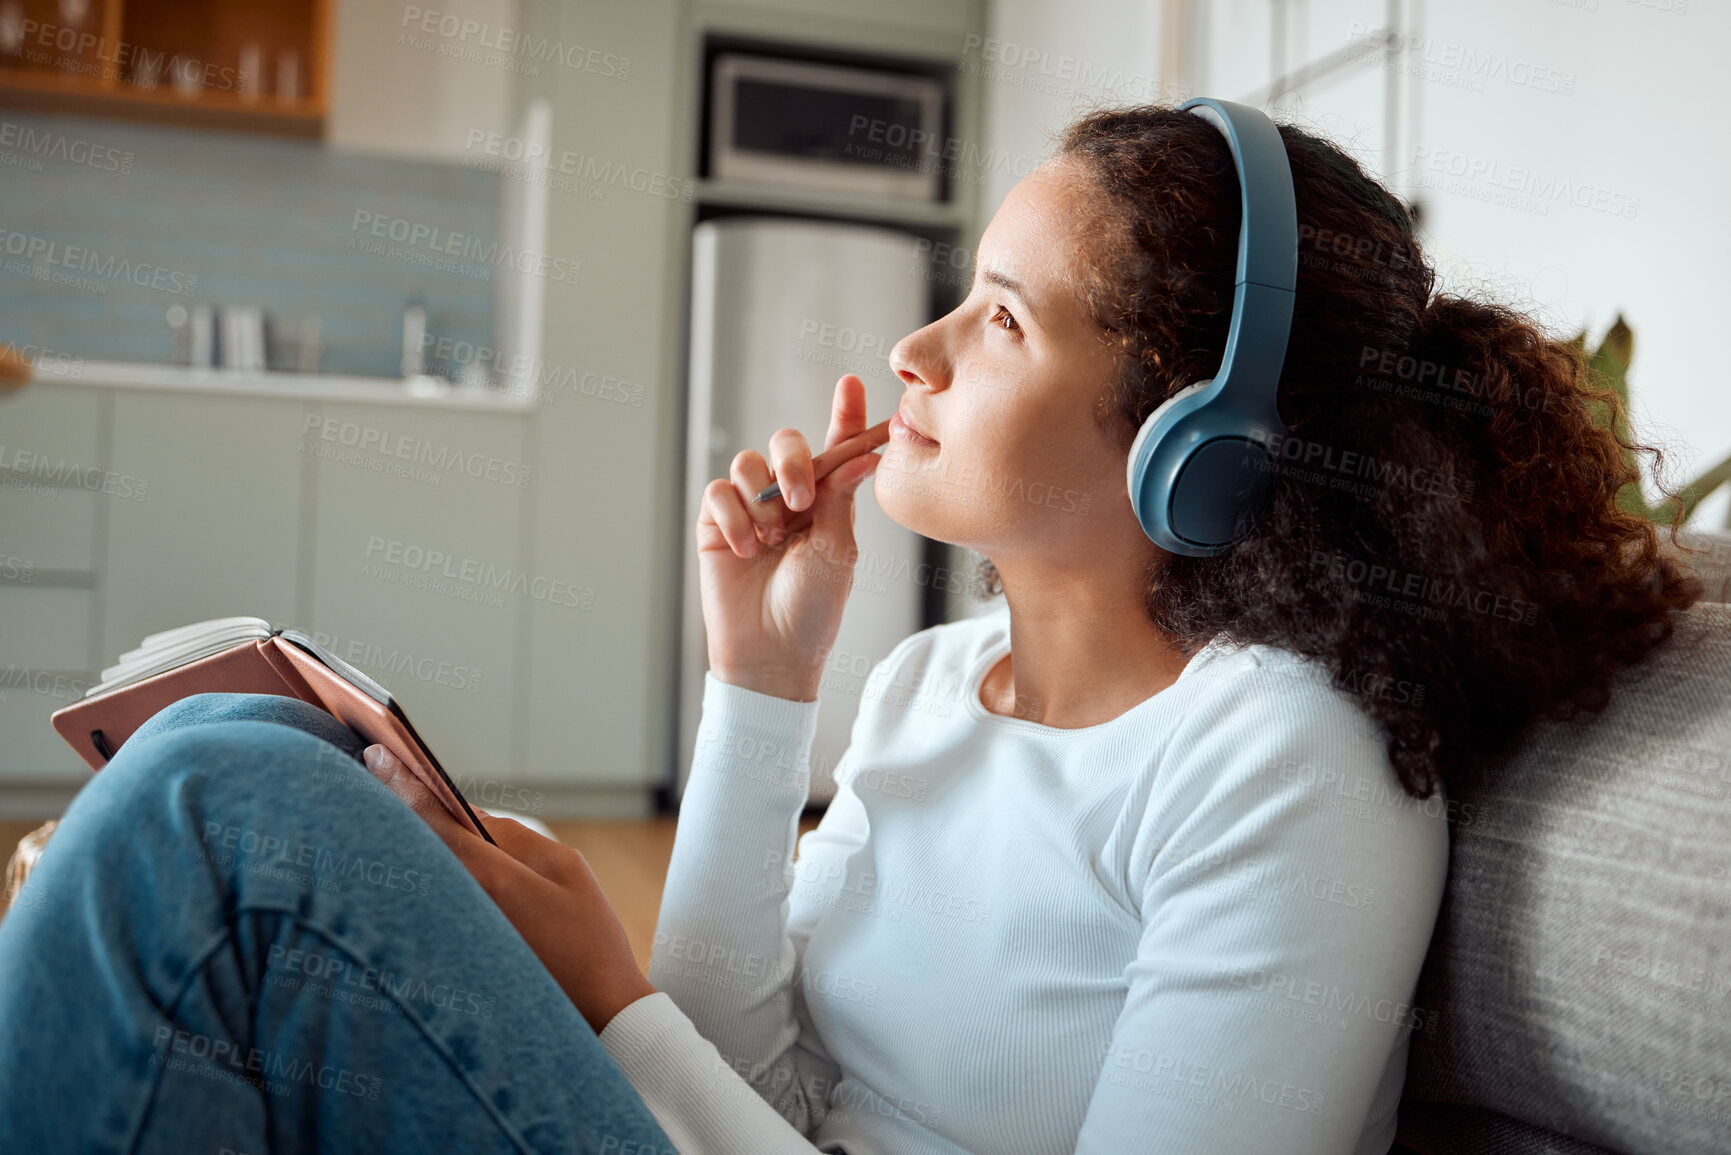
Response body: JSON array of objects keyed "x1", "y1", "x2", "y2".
[
  {"x1": 102, "y1": 393, "x2": 306, "y2": 661},
  {"x1": 0, "y1": 587, "x2": 93, "y2": 782},
  {"x1": 0, "y1": 387, "x2": 103, "y2": 578},
  {"x1": 0, "y1": 387, "x2": 105, "y2": 783},
  {"x1": 0, "y1": 385, "x2": 533, "y2": 802},
  {"x1": 303, "y1": 403, "x2": 528, "y2": 782},
  {"x1": 326, "y1": 0, "x2": 515, "y2": 164},
  {"x1": 2, "y1": 487, "x2": 100, "y2": 576}
]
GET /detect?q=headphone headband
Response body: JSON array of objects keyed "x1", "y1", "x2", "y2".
[
  {"x1": 1125, "y1": 98, "x2": 1298, "y2": 556},
  {"x1": 1181, "y1": 98, "x2": 1299, "y2": 294}
]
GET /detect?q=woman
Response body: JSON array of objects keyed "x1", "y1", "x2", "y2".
[{"x1": 0, "y1": 105, "x2": 1699, "y2": 1154}]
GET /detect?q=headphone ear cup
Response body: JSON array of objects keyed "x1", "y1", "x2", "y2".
[
  {"x1": 1166, "y1": 435, "x2": 1274, "y2": 548},
  {"x1": 1125, "y1": 380, "x2": 1211, "y2": 508},
  {"x1": 1128, "y1": 379, "x2": 1211, "y2": 522},
  {"x1": 1129, "y1": 378, "x2": 1277, "y2": 556}
]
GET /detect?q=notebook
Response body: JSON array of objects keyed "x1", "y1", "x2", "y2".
[{"x1": 51, "y1": 617, "x2": 494, "y2": 844}]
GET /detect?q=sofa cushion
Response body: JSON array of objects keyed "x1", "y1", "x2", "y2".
[
  {"x1": 1396, "y1": 1103, "x2": 1621, "y2": 1154},
  {"x1": 1396, "y1": 600, "x2": 1731, "y2": 1155}
]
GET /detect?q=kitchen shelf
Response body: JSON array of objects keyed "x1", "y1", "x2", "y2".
[{"x1": 0, "y1": 0, "x2": 329, "y2": 137}]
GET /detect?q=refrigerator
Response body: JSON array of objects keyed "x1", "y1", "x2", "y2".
[{"x1": 679, "y1": 217, "x2": 933, "y2": 803}]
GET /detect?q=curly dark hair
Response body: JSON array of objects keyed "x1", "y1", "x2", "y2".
[{"x1": 970, "y1": 105, "x2": 1703, "y2": 800}]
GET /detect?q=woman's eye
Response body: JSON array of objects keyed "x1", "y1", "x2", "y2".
[{"x1": 990, "y1": 304, "x2": 1020, "y2": 333}]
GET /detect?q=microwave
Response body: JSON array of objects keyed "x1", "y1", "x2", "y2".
[{"x1": 709, "y1": 52, "x2": 947, "y2": 200}]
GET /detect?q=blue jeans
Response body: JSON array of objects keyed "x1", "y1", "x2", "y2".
[{"x1": 0, "y1": 693, "x2": 676, "y2": 1154}]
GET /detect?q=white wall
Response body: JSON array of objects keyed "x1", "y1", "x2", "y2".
[
  {"x1": 975, "y1": 0, "x2": 1168, "y2": 213},
  {"x1": 982, "y1": 0, "x2": 1730, "y2": 526}
]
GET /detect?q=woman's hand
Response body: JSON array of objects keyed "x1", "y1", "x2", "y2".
[
  {"x1": 361, "y1": 744, "x2": 655, "y2": 1035},
  {"x1": 696, "y1": 373, "x2": 883, "y2": 701}
]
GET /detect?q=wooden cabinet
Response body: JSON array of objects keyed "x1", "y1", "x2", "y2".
[
  {"x1": 0, "y1": 0, "x2": 329, "y2": 136},
  {"x1": 0, "y1": 0, "x2": 513, "y2": 152}
]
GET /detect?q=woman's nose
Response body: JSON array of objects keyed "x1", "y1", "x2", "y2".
[{"x1": 889, "y1": 324, "x2": 948, "y2": 391}]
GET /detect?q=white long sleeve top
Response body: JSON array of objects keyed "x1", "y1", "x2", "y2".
[{"x1": 598, "y1": 607, "x2": 1449, "y2": 1155}]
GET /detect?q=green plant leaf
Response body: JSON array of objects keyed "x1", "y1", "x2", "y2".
[
  {"x1": 1594, "y1": 314, "x2": 1633, "y2": 395},
  {"x1": 1673, "y1": 454, "x2": 1731, "y2": 525},
  {"x1": 1582, "y1": 314, "x2": 1647, "y2": 515},
  {"x1": 1584, "y1": 314, "x2": 1728, "y2": 525}
]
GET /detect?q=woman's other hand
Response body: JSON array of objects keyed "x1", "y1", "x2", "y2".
[
  {"x1": 361, "y1": 744, "x2": 655, "y2": 1034},
  {"x1": 695, "y1": 373, "x2": 883, "y2": 701}
]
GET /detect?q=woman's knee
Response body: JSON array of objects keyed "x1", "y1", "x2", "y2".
[
  {"x1": 42, "y1": 719, "x2": 383, "y2": 906},
  {"x1": 129, "y1": 693, "x2": 366, "y2": 761},
  {"x1": 95, "y1": 718, "x2": 355, "y2": 814},
  {"x1": 63, "y1": 719, "x2": 437, "y2": 889}
]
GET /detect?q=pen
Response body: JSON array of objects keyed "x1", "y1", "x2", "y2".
[{"x1": 752, "y1": 418, "x2": 894, "y2": 503}]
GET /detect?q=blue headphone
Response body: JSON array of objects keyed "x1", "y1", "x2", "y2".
[{"x1": 1126, "y1": 97, "x2": 1297, "y2": 557}]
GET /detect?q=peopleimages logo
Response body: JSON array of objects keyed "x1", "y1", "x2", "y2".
[
  {"x1": 1246, "y1": 428, "x2": 1474, "y2": 502},
  {"x1": 1349, "y1": 22, "x2": 1577, "y2": 95},
  {"x1": 1411, "y1": 146, "x2": 1640, "y2": 220},
  {"x1": 0, "y1": 120, "x2": 134, "y2": 173},
  {"x1": 0, "y1": 553, "x2": 34, "y2": 583},
  {"x1": 0, "y1": 665, "x2": 86, "y2": 702},
  {"x1": 1309, "y1": 549, "x2": 1541, "y2": 627},
  {"x1": 0, "y1": 339, "x2": 82, "y2": 377},
  {"x1": 265, "y1": 944, "x2": 496, "y2": 1019},
  {"x1": 300, "y1": 415, "x2": 531, "y2": 488},
  {"x1": 845, "y1": 116, "x2": 1043, "y2": 184},
  {"x1": 1211, "y1": 962, "x2": 1441, "y2": 1036},
  {"x1": 418, "y1": 332, "x2": 645, "y2": 407},
  {"x1": 150, "y1": 1025, "x2": 382, "y2": 1100},
  {"x1": 766, "y1": 846, "x2": 994, "y2": 926},
  {"x1": 1298, "y1": 223, "x2": 1417, "y2": 275},
  {"x1": 1098, "y1": 1040, "x2": 1328, "y2": 1116},
  {"x1": 399, "y1": 6, "x2": 630, "y2": 79},
  {"x1": 7, "y1": 19, "x2": 243, "y2": 92},
  {"x1": 959, "y1": 34, "x2": 1189, "y2": 104},
  {"x1": 362, "y1": 536, "x2": 596, "y2": 611},
  {"x1": 349, "y1": 210, "x2": 580, "y2": 284},
  {"x1": 0, "y1": 228, "x2": 198, "y2": 296},
  {"x1": 461, "y1": 131, "x2": 693, "y2": 202},
  {"x1": 0, "y1": 443, "x2": 149, "y2": 500},
  {"x1": 306, "y1": 630, "x2": 483, "y2": 695}
]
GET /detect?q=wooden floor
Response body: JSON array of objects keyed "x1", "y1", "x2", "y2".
[
  {"x1": 547, "y1": 818, "x2": 680, "y2": 973},
  {"x1": 3, "y1": 815, "x2": 816, "y2": 975},
  {"x1": 0, "y1": 821, "x2": 40, "y2": 855}
]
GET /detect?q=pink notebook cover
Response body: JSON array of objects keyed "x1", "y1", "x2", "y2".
[{"x1": 50, "y1": 637, "x2": 489, "y2": 840}]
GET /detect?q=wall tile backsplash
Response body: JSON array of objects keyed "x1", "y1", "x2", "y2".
[{"x1": 0, "y1": 112, "x2": 497, "y2": 379}]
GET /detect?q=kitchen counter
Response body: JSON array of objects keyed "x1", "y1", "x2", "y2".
[{"x1": 28, "y1": 359, "x2": 539, "y2": 413}]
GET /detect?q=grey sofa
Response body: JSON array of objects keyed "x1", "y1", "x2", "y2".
[{"x1": 1394, "y1": 530, "x2": 1731, "y2": 1155}]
